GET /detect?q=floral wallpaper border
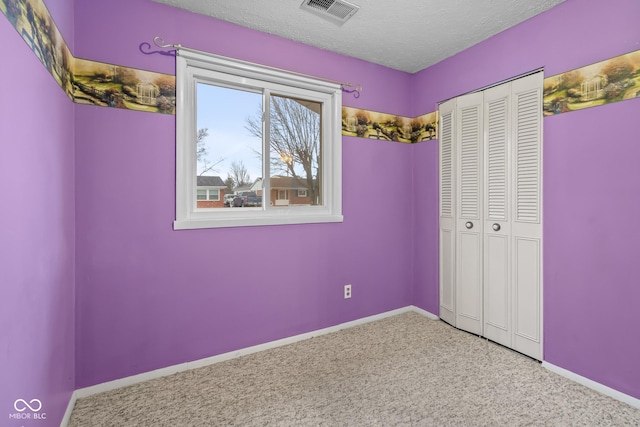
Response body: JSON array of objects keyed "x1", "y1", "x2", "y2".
[
  {"x1": 2, "y1": 0, "x2": 175, "y2": 114},
  {"x1": 543, "y1": 50, "x2": 640, "y2": 116},
  {"x1": 342, "y1": 107, "x2": 437, "y2": 144},
  {"x1": 3, "y1": 0, "x2": 639, "y2": 142}
]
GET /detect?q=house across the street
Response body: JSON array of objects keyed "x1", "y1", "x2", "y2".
[{"x1": 196, "y1": 176, "x2": 226, "y2": 208}]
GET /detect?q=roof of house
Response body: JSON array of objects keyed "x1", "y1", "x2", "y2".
[
  {"x1": 270, "y1": 176, "x2": 310, "y2": 189},
  {"x1": 249, "y1": 178, "x2": 263, "y2": 191},
  {"x1": 197, "y1": 176, "x2": 225, "y2": 187}
]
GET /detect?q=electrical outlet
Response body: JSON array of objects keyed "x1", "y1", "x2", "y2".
[{"x1": 344, "y1": 284, "x2": 352, "y2": 299}]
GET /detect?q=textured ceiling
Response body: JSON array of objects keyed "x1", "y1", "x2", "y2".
[{"x1": 153, "y1": 0, "x2": 566, "y2": 73}]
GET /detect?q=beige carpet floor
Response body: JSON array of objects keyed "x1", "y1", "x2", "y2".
[{"x1": 69, "y1": 312, "x2": 640, "y2": 426}]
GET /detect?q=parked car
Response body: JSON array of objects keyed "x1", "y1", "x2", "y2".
[
  {"x1": 232, "y1": 195, "x2": 244, "y2": 207},
  {"x1": 223, "y1": 194, "x2": 236, "y2": 207},
  {"x1": 238, "y1": 191, "x2": 262, "y2": 207}
]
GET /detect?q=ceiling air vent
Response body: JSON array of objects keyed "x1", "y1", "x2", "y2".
[{"x1": 300, "y1": 0, "x2": 360, "y2": 25}]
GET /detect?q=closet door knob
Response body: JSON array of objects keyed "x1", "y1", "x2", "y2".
[
  {"x1": 465, "y1": 221, "x2": 473, "y2": 229},
  {"x1": 492, "y1": 223, "x2": 501, "y2": 231}
]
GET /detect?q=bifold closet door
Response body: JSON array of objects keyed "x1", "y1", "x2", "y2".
[
  {"x1": 438, "y1": 72, "x2": 543, "y2": 360},
  {"x1": 481, "y1": 73, "x2": 543, "y2": 359},
  {"x1": 483, "y1": 82, "x2": 512, "y2": 348},
  {"x1": 438, "y1": 99, "x2": 456, "y2": 327},
  {"x1": 455, "y1": 92, "x2": 484, "y2": 336},
  {"x1": 510, "y1": 72, "x2": 543, "y2": 360}
]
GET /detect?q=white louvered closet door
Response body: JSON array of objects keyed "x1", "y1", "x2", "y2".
[
  {"x1": 438, "y1": 72, "x2": 543, "y2": 360},
  {"x1": 483, "y1": 82, "x2": 512, "y2": 349},
  {"x1": 455, "y1": 92, "x2": 484, "y2": 336},
  {"x1": 510, "y1": 72, "x2": 543, "y2": 360},
  {"x1": 439, "y1": 99, "x2": 457, "y2": 326}
]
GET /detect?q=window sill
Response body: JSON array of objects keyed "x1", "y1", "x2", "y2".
[{"x1": 173, "y1": 213, "x2": 343, "y2": 230}]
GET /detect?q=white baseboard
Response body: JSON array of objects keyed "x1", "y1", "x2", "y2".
[
  {"x1": 61, "y1": 308, "x2": 640, "y2": 425},
  {"x1": 542, "y1": 361, "x2": 640, "y2": 410},
  {"x1": 70, "y1": 307, "x2": 436, "y2": 400},
  {"x1": 410, "y1": 305, "x2": 440, "y2": 320},
  {"x1": 60, "y1": 390, "x2": 77, "y2": 427},
  {"x1": 61, "y1": 306, "x2": 438, "y2": 426}
]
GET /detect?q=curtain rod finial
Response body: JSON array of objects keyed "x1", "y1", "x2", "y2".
[{"x1": 153, "y1": 36, "x2": 174, "y2": 49}]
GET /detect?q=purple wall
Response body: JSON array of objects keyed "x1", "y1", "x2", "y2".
[
  {"x1": 73, "y1": 0, "x2": 414, "y2": 387},
  {"x1": 0, "y1": 13, "x2": 75, "y2": 427},
  {"x1": 43, "y1": 0, "x2": 74, "y2": 52},
  {"x1": 411, "y1": 0, "x2": 640, "y2": 399},
  {"x1": 544, "y1": 101, "x2": 640, "y2": 397},
  {"x1": 4, "y1": 0, "x2": 639, "y2": 410}
]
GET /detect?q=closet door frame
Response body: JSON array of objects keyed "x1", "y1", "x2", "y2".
[{"x1": 437, "y1": 71, "x2": 543, "y2": 360}]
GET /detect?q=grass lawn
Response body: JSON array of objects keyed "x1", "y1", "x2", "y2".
[
  {"x1": 123, "y1": 100, "x2": 159, "y2": 113},
  {"x1": 568, "y1": 99, "x2": 606, "y2": 111},
  {"x1": 74, "y1": 75, "x2": 122, "y2": 91},
  {"x1": 544, "y1": 89, "x2": 567, "y2": 103}
]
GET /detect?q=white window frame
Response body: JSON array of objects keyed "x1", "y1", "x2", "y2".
[
  {"x1": 174, "y1": 49, "x2": 343, "y2": 230},
  {"x1": 297, "y1": 189, "x2": 308, "y2": 197}
]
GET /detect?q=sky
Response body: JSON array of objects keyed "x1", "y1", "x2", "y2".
[{"x1": 196, "y1": 82, "x2": 263, "y2": 181}]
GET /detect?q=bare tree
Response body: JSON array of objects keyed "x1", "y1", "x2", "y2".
[
  {"x1": 197, "y1": 128, "x2": 223, "y2": 176},
  {"x1": 228, "y1": 161, "x2": 252, "y2": 188},
  {"x1": 197, "y1": 128, "x2": 209, "y2": 162},
  {"x1": 245, "y1": 96, "x2": 320, "y2": 204},
  {"x1": 224, "y1": 177, "x2": 235, "y2": 194}
]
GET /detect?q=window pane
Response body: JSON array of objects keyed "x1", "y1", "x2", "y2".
[
  {"x1": 196, "y1": 190, "x2": 207, "y2": 200},
  {"x1": 196, "y1": 82, "x2": 262, "y2": 209},
  {"x1": 269, "y1": 95, "x2": 321, "y2": 208},
  {"x1": 175, "y1": 49, "x2": 343, "y2": 229}
]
